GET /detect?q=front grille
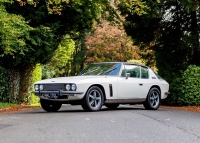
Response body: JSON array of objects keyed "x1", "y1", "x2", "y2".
[{"x1": 42, "y1": 84, "x2": 65, "y2": 91}]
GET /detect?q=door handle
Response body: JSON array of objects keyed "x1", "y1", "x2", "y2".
[{"x1": 139, "y1": 83, "x2": 143, "y2": 86}]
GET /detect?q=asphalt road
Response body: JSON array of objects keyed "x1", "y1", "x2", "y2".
[{"x1": 0, "y1": 104, "x2": 200, "y2": 143}]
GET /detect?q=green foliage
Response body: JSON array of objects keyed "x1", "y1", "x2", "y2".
[
  {"x1": 0, "y1": 1, "x2": 57, "y2": 69},
  {"x1": 177, "y1": 65, "x2": 200, "y2": 106},
  {"x1": 179, "y1": 0, "x2": 199, "y2": 12},
  {"x1": 30, "y1": 64, "x2": 42, "y2": 104},
  {"x1": 42, "y1": 65, "x2": 55, "y2": 79},
  {"x1": 0, "y1": 4, "x2": 31, "y2": 58},
  {"x1": 42, "y1": 35, "x2": 75, "y2": 78},
  {"x1": 70, "y1": 32, "x2": 87, "y2": 75},
  {"x1": 117, "y1": 0, "x2": 149, "y2": 16},
  {"x1": 166, "y1": 65, "x2": 200, "y2": 106},
  {"x1": 0, "y1": 102, "x2": 18, "y2": 108}
]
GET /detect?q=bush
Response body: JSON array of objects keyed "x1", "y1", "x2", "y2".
[
  {"x1": 29, "y1": 64, "x2": 42, "y2": 104},
  {"x1": 165, "y1": 65, "x2": 200, "y2": 106}
]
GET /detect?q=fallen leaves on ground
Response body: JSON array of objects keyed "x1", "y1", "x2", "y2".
[
  {"x1": 161, "y1": 105, "x2": 200, "y2": 113},
  {"x1": 1, "y1": 104, "x2": 200, "y2": 113},
  {"x1": 110, "y1": 120, "x2": 116, "y2": 123},
  {"x1": 0, "y1": 104, "x2": 39, "y2": 113}
]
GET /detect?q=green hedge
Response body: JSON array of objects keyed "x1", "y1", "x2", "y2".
[
  {"x1": 165, "y1": 65, "x2": 200, "y2": 106},
  {"x1": 29, "y1": 64, "x2": 42, "y2": 104}
]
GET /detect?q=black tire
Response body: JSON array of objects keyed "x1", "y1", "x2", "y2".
[
  {"x1": 81, "y1": 86, "x2": 104, "y2": 111},
  {"x1": 143, "y1": 88, "x2": 160, "y2": 110},
  {"x1": 105, "y1": 104, "x2": 119, "y2": 109},
  {"x1": 40, "y1": 99, "x2": 62, "y2": 112}
]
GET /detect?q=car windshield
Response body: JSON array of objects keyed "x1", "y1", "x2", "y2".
[{"x1": 78, "y1": 63, "x2": 122, "y2": 76}]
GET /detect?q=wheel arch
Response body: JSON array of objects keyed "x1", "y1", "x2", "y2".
[
  {"x1": 149, "y1": 85, "x2": 161, "y2": 97},
  {"x1": 86, "y1": 84, "x2": 106, "y2": 101}
]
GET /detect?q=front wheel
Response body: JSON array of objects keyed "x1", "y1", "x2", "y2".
[
  {"x1": 81, "y1": 86, "x2": 104, "y2": 111},
  {"x1": 143, "y1": 88, "x2": 160, "y2": 110},
  {"x1": 40, "y1": 99, "x2": 62, "y2": 112}
]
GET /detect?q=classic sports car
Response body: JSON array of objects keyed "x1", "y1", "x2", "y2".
[{"x1": 33, "y1": 62, "x2": 170, "y2": 112}]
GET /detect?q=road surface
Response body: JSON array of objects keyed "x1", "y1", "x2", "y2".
[{"x1": 0, "y1": 105, "x2": 200, "y2": 143}]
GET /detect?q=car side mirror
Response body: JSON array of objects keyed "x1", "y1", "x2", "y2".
[{"x1": 126, "y1": 73, "x2": 130, "y2": 79}]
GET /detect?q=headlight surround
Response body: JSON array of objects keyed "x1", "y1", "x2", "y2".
[
  {"x1": 65, "y1": 84, "x2": 71, "y2": 91},
  {"x1": 71, "y1": 84, "x2": 77, "y2": 91},
  {"x1": 34, "y1": 85, "x2": 39, "y2": 91},
  {"x1": 39, "y1": 85, "x2": 43, "y2": 91}
]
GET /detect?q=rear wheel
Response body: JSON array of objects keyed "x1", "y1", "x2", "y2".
[
  {"x1": 105, "y1": 104, "x2": 119, "y2": 109},
  {"x1": 81, "y1": 86, "x2": 104, "y2": 111},
  {"x1": 40, "y1": 99, "x2": 62, "y2": 112},
  {"x1": 143, "y1": 88, "x2": 160, "y2": 110}
]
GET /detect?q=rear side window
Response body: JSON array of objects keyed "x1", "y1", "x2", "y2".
[
  {"x1": 154, "y1": 73, "x2": 163, "y2": 80},
  {"x1": 141, "y1": 67, "x2": 149, "y2": 79}
]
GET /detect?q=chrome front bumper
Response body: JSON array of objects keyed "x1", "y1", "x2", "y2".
[{"x1": 33, "y1": 90, "x2": 84, "y2": 99}]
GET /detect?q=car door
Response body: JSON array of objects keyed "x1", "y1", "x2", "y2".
[
  {"x1": 139, "y1": 66, "x2": 152, "y2": 98},
  {"x1": 117, "y1": 64, "x2": 150, "y2": 99}
]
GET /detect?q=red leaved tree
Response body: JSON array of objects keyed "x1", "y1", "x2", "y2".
[{"x1": 85, "y1": 20, "x2": 140, "y2": 64}]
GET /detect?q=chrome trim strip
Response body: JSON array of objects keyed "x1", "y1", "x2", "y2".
[{"x1": 105, "y1": 98, "x2": 146, "y2": 104}]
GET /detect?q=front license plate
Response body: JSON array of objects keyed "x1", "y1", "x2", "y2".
[
  {"x1": 43, "y1": 94, "x2": 50, "y2": 98},
  {"x1": 50, "y1": 93, "x2": 58, "y2": 99}
]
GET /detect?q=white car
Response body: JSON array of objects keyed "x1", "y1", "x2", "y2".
[{"x1": 33, "y1": 62, "x2": 170, "y2": 112}]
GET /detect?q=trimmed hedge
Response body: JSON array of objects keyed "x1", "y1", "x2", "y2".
[{"x1": 165, "y1": 65, "x2": 200, "y2": 106}]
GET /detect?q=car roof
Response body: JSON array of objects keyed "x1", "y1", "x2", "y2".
[{"x1": 91, "y1": 62, "x2": 149, "y2": 68}]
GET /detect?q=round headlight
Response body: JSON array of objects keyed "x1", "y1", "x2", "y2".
[
  {"x1": 39, "y1": 85, "x2": 43, "y2": 90},
  {"x1": 35, "y1": 85, "x2": 39, "y2": 91},
  {"x1": 71, "y1": 84, "x2": 76, "y2": 91},
  {"x1": 65, "y1": 84, "x2": 70, "y2": 91}
]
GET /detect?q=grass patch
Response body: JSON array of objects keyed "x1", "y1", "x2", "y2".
[
  {"x1": 0, "y1": 102, "x2": 19, "y2": 109},
  {"x1": 30, "y1": 103, "x2": 40, "y2": 107}
]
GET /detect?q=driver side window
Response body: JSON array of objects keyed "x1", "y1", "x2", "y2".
[{"x1": 121, "y1": 65, "x2": 140, "y2": 78}]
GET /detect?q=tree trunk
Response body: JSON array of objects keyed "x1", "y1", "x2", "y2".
[
  {"x1": 191, "y1": 10, "x2": 200, "y2": 65},
  {"x1": 9, "y1": 69, "x2": 20, "y2": 103},
  {"x1": 18, "y1": 64, "x2": 34, "y2": 103}
]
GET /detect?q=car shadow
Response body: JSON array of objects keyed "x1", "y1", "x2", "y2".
[
  {"x1": 27, "y1": 105, "x2": 146, "y2": 114},
  {"x1": 21, "y1": 105, "x2": 168, "y2": 114}
]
